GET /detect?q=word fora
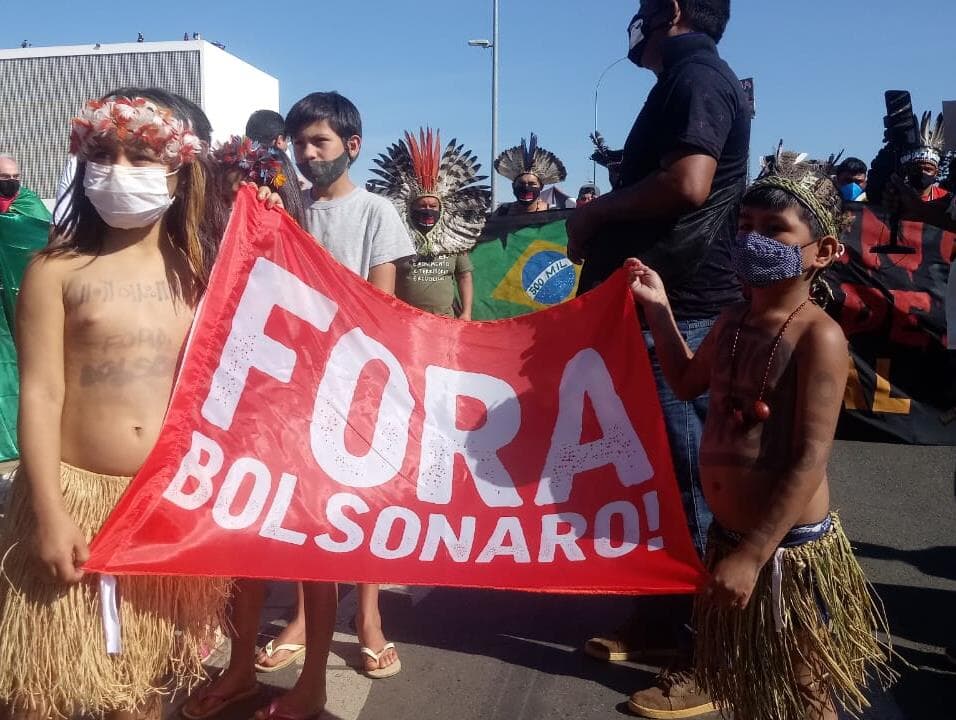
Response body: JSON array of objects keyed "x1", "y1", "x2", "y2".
[{"x1": 163, "y1": 257, "x2": 662, "y2": 561}]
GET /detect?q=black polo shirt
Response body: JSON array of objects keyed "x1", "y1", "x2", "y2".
[{"x1": 579, "y1": 33, "x2": 750, "y2": 320}]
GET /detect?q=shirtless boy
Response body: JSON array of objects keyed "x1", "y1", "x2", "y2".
[{"x1": 626, "y1": 153, "x2": 893, "y2": 720}]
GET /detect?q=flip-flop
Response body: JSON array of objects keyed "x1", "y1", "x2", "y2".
[
  {"x1": 253, "y1": 699, "x2": 324, "y2": 720},
  {"x1": 254, "y1": 640, "x2": 306, "y2": 673},
  {"x1": 180, "y1": 683, "x2": 259, "y2": 720},
  {"x1": 360, "y1": 642, "x2": 402, "y2": 679}
]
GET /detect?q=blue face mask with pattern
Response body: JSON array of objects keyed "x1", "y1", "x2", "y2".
[{"x1": 731, "y1": 232, "x2": 817, "y2": 287}]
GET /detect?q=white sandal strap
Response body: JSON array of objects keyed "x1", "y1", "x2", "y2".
[
  {"x1": 262, "y1": 640, "x2": 305, "y2": 657},
  {"x1": 360, "y1": 642, "x2": 396, "y2": 661}
]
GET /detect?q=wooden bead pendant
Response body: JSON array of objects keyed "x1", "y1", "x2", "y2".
[
  {"x1": 753, "y1": 400, "x2": 772, "y2": 422},
  {"x1": 727, "y1": 300, "x2": 810, "y2": 426}
]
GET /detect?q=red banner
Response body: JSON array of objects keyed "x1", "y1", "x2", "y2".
[{"x1": 86, "y1": 188, "x2": 704, "y2": 594}]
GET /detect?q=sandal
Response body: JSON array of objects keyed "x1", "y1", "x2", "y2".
[
  {"x1": 254, "y1": 640, "x2": 306, "y2": 673},
  {"x1": 180, "y1": 682, "x2": 259, "y2": 720},
  {"x1": 360, "y1": 642, "x2": 402, "y2": 679}
]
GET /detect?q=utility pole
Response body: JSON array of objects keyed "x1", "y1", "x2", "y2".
[{"x1": 469, "y1": 0, "x2": 500, "y2": 210}]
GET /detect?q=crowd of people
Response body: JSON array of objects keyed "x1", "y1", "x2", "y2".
[{"x1": 0, "y1": 1, "x2": 953, "y2": 720}]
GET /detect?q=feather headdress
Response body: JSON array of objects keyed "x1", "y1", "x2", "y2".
[
  {"x1": 901, "y1": 111, "x2": 945, "y2": 166},
  {"x1": 369, "y1": 128, "x2": 491, "y2": 256},
  {"x1": 751, "y1": 141, "x2": 848, "y2": 238},
  {"x1": 212, "y1": 135, "x2": 286, "y2": 189},
  {"x1": 494, "y1": 133, "x2": 567, "y2": 186}
]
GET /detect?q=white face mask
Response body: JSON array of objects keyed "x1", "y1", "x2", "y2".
[
  {"x1": 83, "y1": 162, "x2": 176, "y2": 229},
  {"x1": 628, "y1": 16, "x2": 646, "y2": 52}
]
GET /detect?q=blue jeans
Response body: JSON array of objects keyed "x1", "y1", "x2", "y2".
[{"x1": 643, "y1": 318, "x2": 714, "y2": 558}]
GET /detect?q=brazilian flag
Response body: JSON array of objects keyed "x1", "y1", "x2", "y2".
[
  {"x1": 0, "y1": 187, "x2": 51, "y2": 461},
  {"x1": 472, "y1": 210, "x2": 581, "y2": 320}
]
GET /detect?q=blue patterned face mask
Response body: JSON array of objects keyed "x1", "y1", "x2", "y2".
[{"x1": 731, "y1": 232, "x2": 817, "y2": 287}]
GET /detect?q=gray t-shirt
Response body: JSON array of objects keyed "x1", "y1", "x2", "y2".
[{"x1": 302, "y1": 187, "x2": 413, "y2": 279}]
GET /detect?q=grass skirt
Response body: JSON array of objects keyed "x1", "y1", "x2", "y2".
[
  {"x1": 693, "y1": 513, "x2": 894, "y2": 720},
  {"x1": 0, "y1": 463, "x2": 229, "y2": 718}
]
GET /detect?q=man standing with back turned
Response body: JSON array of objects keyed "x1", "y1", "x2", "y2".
[{"x1": 567, "y1": 1, "x2": 750, "y2": 716}]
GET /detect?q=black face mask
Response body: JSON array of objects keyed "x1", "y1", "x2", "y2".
[
  {"x1": 411, "y1": 208, "x2": 441, "y2": 232},
  {"x1": 627, "y1": 5, "x2": 675, "y2": 67},
  {"x1": 910, "y1": 172, "x2": 937, "y2": 191},
  {"x1": 297, "y1": 150, "x2": 350, "y2": 188},
  {"x1": 514, "y1": 182, "x2": 541, "y2": 205},
  {"x1": 0, "y1": 179, "x2": 19, "y2": 199}
]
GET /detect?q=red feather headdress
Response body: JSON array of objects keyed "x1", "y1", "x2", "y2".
[
  {"x1": 405, "y1": 128, "x2": 442, "y2": 196},
  {"x1": 369, "y1": 126, "x2": 491, "y2": 255}
]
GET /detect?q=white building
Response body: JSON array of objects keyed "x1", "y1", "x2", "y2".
[{"x1": 0, "y1": 40, "x2": 279, "y2": 202}]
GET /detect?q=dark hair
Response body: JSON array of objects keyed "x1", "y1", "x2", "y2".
[
  {"x1": 741, "y1": 186, "x2": 829, "y2": 239},
  {"x1": 47, "y1": 87, "x2": 228, "y2": 293},
  {"x1": 836, "y1": 157, "x2": 867, "y2": 177},
  {"x1": 246, "y1": 110, "x2": 286, "y2": 146},
  {"x1": 106, "y1": 86, "x2": 212, "y2": 143},
  {"x1": 273, "y1": 152, "x2": 306, "y2": 228},
  {"x1": 676, "y1": 0, "x2": 731, "y2": 43},
  {"x1": 285, "y1": 92, "x2": 362, "y2": 143}
]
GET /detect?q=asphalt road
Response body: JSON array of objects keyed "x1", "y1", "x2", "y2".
[{"x1": 181, "y1": 440, "x2": 956, "y2": 720}]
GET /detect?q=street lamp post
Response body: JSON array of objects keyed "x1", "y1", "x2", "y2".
[
  {"x1": 593, "y1": 57, "x2": 627, "y2": 182},
  {"x1": 468, "y1": 0, "x2": 500, "y2": 210}
]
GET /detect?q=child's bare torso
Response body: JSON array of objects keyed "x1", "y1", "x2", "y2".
[
  {"x1": 699, "y1": 304, "x2": 836, "y2": 534},
  {"x1": 57, "y1": 247, "x2": 194, "y2": 476}
]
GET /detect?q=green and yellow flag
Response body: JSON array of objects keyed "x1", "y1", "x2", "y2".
[
  {"x1": 471, "y1": 211, "x2": 580, "y2": 320},
  {"x1": 0, "y1": 187, "x2": 51, "y2": 461}
]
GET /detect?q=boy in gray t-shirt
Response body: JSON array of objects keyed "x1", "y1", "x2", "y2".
[
  {"x1": 302, "y1": 185, "x2": 413, "y2": 279},
  {"x1": 182, "y1": 92, "x2": 412, "y2": 720}
]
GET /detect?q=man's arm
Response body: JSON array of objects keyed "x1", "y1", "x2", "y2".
[
  {"x1": 455, "y1": 253, "x2": 474, "y2": 320},
  {"x1": 590, "y1": 151, "x2": 717, "y2": 224},
  {"x1": 456, "y1": 271, "x2": 473, "y2": 320},
  {"x1": 568, "y1": 152, "x2": 717, "y2": 264}
]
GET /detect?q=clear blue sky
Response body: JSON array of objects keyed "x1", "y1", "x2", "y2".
[{"x1": 4, "y1": 0, "x2": 955, "y2": 201}]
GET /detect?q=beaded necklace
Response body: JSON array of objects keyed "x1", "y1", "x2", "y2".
[{"x1": 727, "y1": 300, "x2": 809, "y2": 425}]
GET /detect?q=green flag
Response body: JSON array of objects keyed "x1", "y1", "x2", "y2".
[
  {"x1": 0, "y1": 314, "x2": 18, "y2": 462},
  {"x1": 471, "y1": 211, "x2": 580, "y2": 320},
  {"x1": 0, "y1": 186, "x2": 51, "y2": 461}
]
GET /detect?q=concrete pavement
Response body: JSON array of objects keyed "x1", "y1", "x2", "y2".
[{"x1": 166, "y1": 440, "x2": 955, "y2": 720}]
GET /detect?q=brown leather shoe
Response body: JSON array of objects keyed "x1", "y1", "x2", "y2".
[
  {"x1": 626, "y1": 668, "x2": 716, "y2": 719},
  {"x1": 583, "y1": 620, "x2": 680, "y2": 663}
]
